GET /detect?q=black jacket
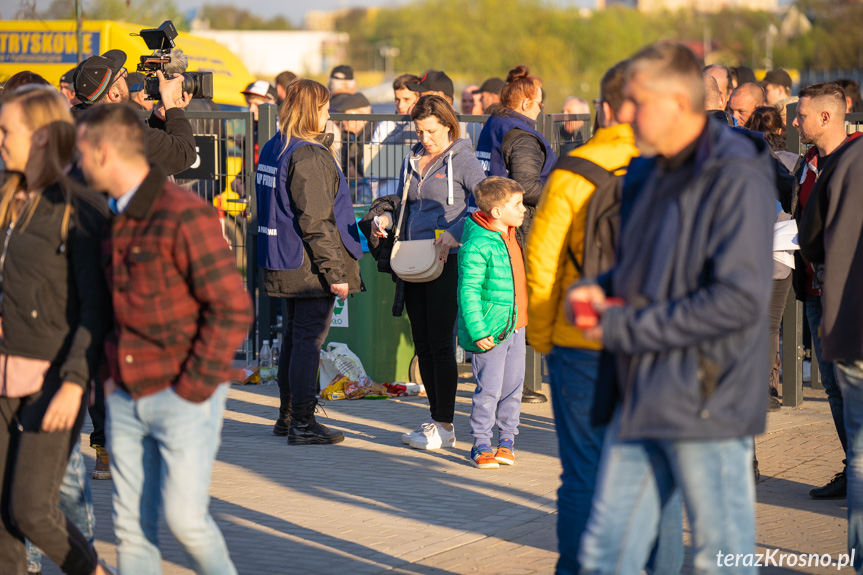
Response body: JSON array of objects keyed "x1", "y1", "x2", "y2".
[
  {"x1": 358, "y1": 195, "x2": 405, "y2": 316},
  {"x1": 0, "y1": 184, "x2": 111, "y2": 390},
  {"x1": 263, "y1": 143, "x2": 363, "y2": 299},
  {"x1": 72, "y1": 105, "x2": 195, "y2": 176},
  {"x1": 501, "y1": 128, "x2": 547, "y2": 242},
  {"x1": 799, "y1": 136, "x2": 863, "y2": 362},
  {"x1": 144, "y1": 108, "x2": 196, "y2": 175}
]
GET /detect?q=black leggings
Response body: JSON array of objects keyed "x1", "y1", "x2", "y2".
[
  {"x1": 0, "y1": 376, "x2": 96, "y2": 575},
  {"x1": 403, "y1": 255, "x2": 459, "y2": 424}
]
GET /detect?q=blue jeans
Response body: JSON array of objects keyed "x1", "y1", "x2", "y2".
[
  {"x1": 806, "y1": 294, "x2": 847, "y2": 454},
  {"x1": 106, "y1": 384, "x2": 237, "y2": 575},
  {"x1": 579, "y1": 412, "x2": 755, "y2": 575},
  {"x1": 837, "y1": 361, "x2": 863, "y2": 573},
  {"x1": 548, "y1": 348, "x2": 682, "y2": 575},
  {"x1": 469, "y1": 329, "x2": 525, "y2": 445},
  {"x1": 25, "y1": 442, "x2": 95, "y2": 573}
]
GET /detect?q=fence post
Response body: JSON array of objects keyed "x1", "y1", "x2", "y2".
[
  {"x1": 524, "y1": 347, "x2": 543, "y2": 395},
  {"x1": 786, "y1": 103, "x2": 799, "y2": 155},
  {"x1": 782, "y1": 287, "x2": 804, "y2": 407}
]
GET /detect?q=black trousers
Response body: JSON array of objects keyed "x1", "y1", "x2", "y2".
[
  {"x1": 403, "y1": 255, "x2": 459, "y2": 424},
  {"x1": 0, "y1": 374, "x2": 96, "y2": 575},
  {"x1": 278, "y1": 296, "x2": 335, "y2": 408}
]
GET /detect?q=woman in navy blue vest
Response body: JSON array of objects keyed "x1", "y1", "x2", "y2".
[
  {"x1": 474, "y1": 65, "x2": 557, "y2": 245},
  {"x1": 372, "y1": 95, "x2": 486, "y2": 450},
  {"x1": 256, "y1": 79, "x2": 363, "y2": 445},
  {"x1": 474, "y1": 66, "x2": 557, "y2": 404}
]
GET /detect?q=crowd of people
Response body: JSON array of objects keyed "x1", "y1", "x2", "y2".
[{"x1": 0, "y1": 40, "x2": 862, "y2": 575}]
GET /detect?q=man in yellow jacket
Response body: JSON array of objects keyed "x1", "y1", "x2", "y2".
[{"x1": 526, "y1": 61, "x2": 682, "y2": 575}]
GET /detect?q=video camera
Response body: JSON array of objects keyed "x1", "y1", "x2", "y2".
[{"x1": 136, "y1": 21, "x2": 213, "y2": 100}]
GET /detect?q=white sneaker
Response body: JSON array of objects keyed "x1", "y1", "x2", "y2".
[
  {"x1": 401, "y1": 419, "x2": 434, "y2": 444},
  {"x1": 409, "y1": 422, "x2": 456, "y2": 450}
]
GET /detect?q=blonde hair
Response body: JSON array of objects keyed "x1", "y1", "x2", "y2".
[
  {"x1": 0, "y1": 85, "x2": 78, "y2": 241},
  {"x1": 279, "y1": 78, "x2": 330, "y2": 153}
]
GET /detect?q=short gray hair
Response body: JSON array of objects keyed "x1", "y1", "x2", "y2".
[{"x1": 627, "y1": 43, "x2": 706, "y2": 114}]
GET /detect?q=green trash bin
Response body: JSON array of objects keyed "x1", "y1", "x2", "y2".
[{"x1": 323, "y1": 207, "x2": 415, "y2": 384}]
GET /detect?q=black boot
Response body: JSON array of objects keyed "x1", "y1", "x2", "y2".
[
  {"x1": 272, "y1": 407, "x2": 291, "y2": 436},
  {"x1": 287, "y1": 401, "x2": 345, "y2": 445}
]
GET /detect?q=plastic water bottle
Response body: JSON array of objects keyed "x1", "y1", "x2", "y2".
[
  {"x1": 259, "y1": 340, "x2": 272, "y2": 385},
  {"x1": 270, "y1": 336, "x2": 280, "y2": 385}
]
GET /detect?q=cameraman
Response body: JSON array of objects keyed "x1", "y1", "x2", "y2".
[{"x1": 72, "y1": 49, "x2": 195, "y2": 176}]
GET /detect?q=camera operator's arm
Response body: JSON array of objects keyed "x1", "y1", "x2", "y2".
[{"x1": 144, "y1": 70, "x2": 196, "y2": 176}]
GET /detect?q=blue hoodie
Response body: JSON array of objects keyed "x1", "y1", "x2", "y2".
[{"x1": 394, "y1": 138, "x2": 486, "y2": 250}]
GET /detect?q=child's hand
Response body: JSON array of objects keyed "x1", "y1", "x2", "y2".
[{"x1": 475, "y1": 336, "x2": 495, "y2": 351}]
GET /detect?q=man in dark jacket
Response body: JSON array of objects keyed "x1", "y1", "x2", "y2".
[
  {"x1": 788, "y1": 82, "x2": 863, "y2": 500},
  {"x1": 570, "y1": 43, "x2": 775, "y2": 574},
  {"x1": 799, "y1": 135, "x2": 863, "y2": 573},
  {"x1": 76, "y1": 103, "x2": 252, "y2": 574},
  {"x1": 72, "y1": 49, "x2": 196, "y2": 176}
]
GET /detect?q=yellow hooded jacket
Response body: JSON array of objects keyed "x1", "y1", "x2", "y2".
[{"x1": 526, "y1": 123, "x2": 639, "y2": 353}]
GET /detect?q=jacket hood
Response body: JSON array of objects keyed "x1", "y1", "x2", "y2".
[
  {"x1": 704, "y1": 116, "x2": 771, "y2": 169},
  {"x1": 410, "y1": 136, "x2": 474, "y2": 159}
]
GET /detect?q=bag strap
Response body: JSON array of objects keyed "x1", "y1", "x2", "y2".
[
  {"x1": 553, "y1": 156, "x2": 620, "y2": 276},
  {"x1": 393, "y1": 153, "x2": 412, "y2": 241},
  {"x1": 553, "y1": 156, "x2": 618, "y2": 187},
  {"x1": 447, "y1": 150, "x2": 454, "y2": 206}
]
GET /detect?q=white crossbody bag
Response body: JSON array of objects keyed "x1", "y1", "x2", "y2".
[{"x1": 389, "y1": 153, "x2": 450, "y2": 283}]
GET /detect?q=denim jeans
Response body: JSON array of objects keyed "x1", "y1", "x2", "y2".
[
  {"x1": 106, "y1": 384, "x2": 237, "y2": 575},
  {"x1": 579, "y1": 412, "x2": 755, "y2": 575},
  {"x1": 548, "y1": 348, "x2": 683, "y2": 575},
  {"x1": 25, "y1": 442, "x2": 95, "y2": 573},
  {"x1": 806, "y1": 294, "x2": 847, "y2": 454},
  {"x1": 469, "y1": 329, "x2": 525, "y2": 445},
  {"x1": 837, "y1": 360, "x2": 863, "y2": 573}
]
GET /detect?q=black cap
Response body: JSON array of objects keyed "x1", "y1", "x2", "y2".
[
  {"x1": 330, "y1": 65, "x2": 354, "y2": 80},
  {"x1": 473, "y1": 77, "x2": 505, "y2": 95},
  {"x1": 59, "y1": 67, "x2": 76, "y2": 85},
  {"x1": 127, "y1": 72, "x2": 147, "y2": 93},
  {"x1": 331, "y1": 92, "x2": 370, "y2": 112},
  {"x1": 74, "y1": 49, "x2": 127, "y2": 104},
  {"x1": 762, "y1": 69, "x2": 792, "y2": 90},
  {"x1": 407, "y1": 70, "x2": 454, "y2": 97}
]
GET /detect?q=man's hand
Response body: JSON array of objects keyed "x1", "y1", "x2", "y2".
[
  {"x1": 433, "y1": 231, "x2": 459, "y2": 263},
  {"x1": 475, "y1": 336, "x2": 495, "y2": 351},
  {"x1": 156, "y1": 70, "x2": 189, "y2": 111},
  {"x1": 42, "y1": 382, "x2": 84, "y2": 433},
  {"x1": 565, "y1": 283, "x2": 607, "y2": 342}
]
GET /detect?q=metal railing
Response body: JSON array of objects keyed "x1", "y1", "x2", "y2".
[{"x1": 175, "y1": 105, "x2": 822, "y2": 407}]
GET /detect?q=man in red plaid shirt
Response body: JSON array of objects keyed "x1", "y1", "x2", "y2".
[{"x1": 76, "y1": 103, "x2": 252, "y2": 575}]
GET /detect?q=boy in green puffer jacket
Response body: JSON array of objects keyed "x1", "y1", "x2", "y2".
[{"x1": 458, "y1": 177, "x2": 529, "y2": 469}]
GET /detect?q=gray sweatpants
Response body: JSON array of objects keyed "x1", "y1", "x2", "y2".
[{"x1": 469, "y1": 328, "x2": 526, "y2": 445}]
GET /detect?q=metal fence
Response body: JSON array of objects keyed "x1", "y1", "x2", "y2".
[{"x1": 175, "y1": 105, "x2": 823, "y2": 407}]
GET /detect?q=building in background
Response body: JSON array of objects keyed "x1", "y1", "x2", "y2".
[{"x1": 190, "y1": 27, "x2": 348, "y2": 79}]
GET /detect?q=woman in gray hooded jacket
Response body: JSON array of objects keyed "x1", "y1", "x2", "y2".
[{"x1": 372, "y1": 95, "x2": 486, "y2": 450}]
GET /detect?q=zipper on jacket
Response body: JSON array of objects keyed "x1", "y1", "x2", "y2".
[
  {"x1": 499, "y1": 232, "x2": 518, "y2": 342},
  {"x1": 408, "y1": 147, "x2": 453, "y2": 240}
]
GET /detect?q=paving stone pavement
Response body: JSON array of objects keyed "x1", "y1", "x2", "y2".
[{"x1": 38, "y1": 376, "x2": 852, "y2": 574}]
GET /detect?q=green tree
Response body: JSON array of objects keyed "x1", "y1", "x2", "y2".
[{"x1": 198, "y1": 5, "x2": 295, "y2": 30}]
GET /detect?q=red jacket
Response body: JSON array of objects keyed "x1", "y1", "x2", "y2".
[{"x1": 103, "y1": 169, "x2": 253, "y2": 402}]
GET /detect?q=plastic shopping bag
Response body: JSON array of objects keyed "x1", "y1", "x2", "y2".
[{"x1": 319, "y1": 342, "x2": 368, "y2": 391}]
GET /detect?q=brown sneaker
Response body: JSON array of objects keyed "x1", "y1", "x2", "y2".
[{"x1": 92, "y1": 445, "x2": 112, "y2": 480}]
